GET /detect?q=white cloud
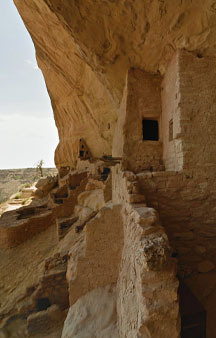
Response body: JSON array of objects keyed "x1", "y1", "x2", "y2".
[
  {"x1": 25, "y1": 59, "x2": 39, "y2": 70},
  {"x1": 0, "y1": 114, "x2": 59, "y2": 169}
]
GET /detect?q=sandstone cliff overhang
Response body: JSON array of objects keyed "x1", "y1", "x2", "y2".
[{"x1": 14, "y1": 0, "x2": 216, "y2": 168}]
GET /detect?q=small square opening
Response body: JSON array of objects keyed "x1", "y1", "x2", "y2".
[{"x1": 142, "y1": 119, "x2": 159, "y2": 141}]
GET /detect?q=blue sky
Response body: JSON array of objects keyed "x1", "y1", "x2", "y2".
[{"x1": 0, "y1": 1, "x2": 59, "y2": 169}]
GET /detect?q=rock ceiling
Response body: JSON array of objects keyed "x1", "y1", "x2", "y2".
[{"x1": 14, "y1": 0, "x2": 216, "y2": 166}]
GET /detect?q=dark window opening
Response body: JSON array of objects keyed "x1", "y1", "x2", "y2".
[
  {"x1": 142, "y1": 119, "x2": 159, "y2": 141},
  {"x1": 169, "y1": 119, "x2": 173, "y2": 141},
  {"x1": 86, "y1": 151, "x2": 88, "y2": 155},
  {"x1": 36, "y1": 298, "x2": 51, "y2": 311},
  {"x1": 101, "y1": 167, "x2": 111, "y2": 181},
  {"x1": 81, "y1": 145, "x2": 84, "y2": 149},
  {"x1": 80, "y1": 150, "x2": 84, "y2": 157}
]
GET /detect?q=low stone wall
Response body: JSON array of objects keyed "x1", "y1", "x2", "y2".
[
  {"x1": 0, "y1": 210, "x2": 53, "y2": 248},
  {"x1": 67, "y1": 203, "x2": 124, "y2": 306},
  {"x1": 50, "y1": 177, "x2": 88, "y2": 220},
  {"x1": 112, "y1": 165, "x2": 180, "y2": 338},
  {"x1": 0, "y1": 172, "x2": 89, "y2": 249}
]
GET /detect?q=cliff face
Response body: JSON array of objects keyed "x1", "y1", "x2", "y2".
[
  {"x1": 14, "y1": 0, "x2": 216, "y2": 167},
  {"x1": 3, "y1": 2, "x2": 216, "y2": 338}
]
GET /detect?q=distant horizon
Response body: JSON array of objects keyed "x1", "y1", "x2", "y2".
[
  {"x1": 0, "y1": 166, "x2": 57, "y2": 170},
  {"x1": 0, "y1": 1, "x2": 59, "y2": 170}
]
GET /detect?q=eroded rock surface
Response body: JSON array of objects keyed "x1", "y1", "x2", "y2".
[
  {"x1": 14, "y1": 0, "x2": 216, "y2": 167},
  {"x1": 61, "y1": 285, "x2": 119, "y2": 338}
]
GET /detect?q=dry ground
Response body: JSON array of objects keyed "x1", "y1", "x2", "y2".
[{"x1": 0, "y1": 223, "x2": 58, "y2": 337}]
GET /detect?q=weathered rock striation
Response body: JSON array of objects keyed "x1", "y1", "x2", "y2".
[
  {"x1": 2, "y1": 1, "x2": 216, "y2": 337},
  {"x1": 14, "y1": 0, "x2": 216, "y2": 168}
]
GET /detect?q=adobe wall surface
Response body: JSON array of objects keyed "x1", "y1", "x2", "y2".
[
  {"x1": 0, "y1": 210, "x2": 54, "y2": 248},
  {"x1": 112, "y1": 165, "x2": 179, "y2": 338},
  {"x1": 178, "y1": 51, "x2": 216, "y2": 170},
  {"x1": 137, "y1": 169, "x2": 216, "y2": 338},
  {"x1": 162, "y1": 50, "x2": 216, "y2": 171},
  {"x1": 113, "y1": 68, "x2": 163, "y2": 173},
  {"x1": 113, "y1": 51, "x2": 216, "y2": 175},
  {"x1": 161, "y1": 52, "x2": 182, "y2": 171},
  {"x1": 67, "y1": 203, "x2": 124, "y2": 306}
]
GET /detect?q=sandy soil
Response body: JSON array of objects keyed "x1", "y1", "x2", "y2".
[{"x1": 0, "y1": 224, "x2": 58, "y2": 324}]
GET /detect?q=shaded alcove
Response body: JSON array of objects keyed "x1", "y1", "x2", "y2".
[{"x1": 36, "y1": 297, "x2": 51, "y2": 312}]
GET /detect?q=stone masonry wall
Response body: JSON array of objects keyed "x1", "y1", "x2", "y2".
[
  {"x1": 161, "y1": 51, "x2": 182, "y2": 171},
  {"x1": 113, "y1": 68, "x2": 163, "y2": 173},
  {"x1": 112, "y1": 165, "x2": 179, "y2": 338},
  {"x1": 137, "y1": 169, "x2": 216, "y2": 338},
  {"x1": 66, "y1": 203, "x2": 124, "y2": 306},
  {"x1": 178, "y1": 50, "x2": 216, "y2": 170},
  {"x1": 162, "y1": 50, "x2": 216, "y2": 171}
]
